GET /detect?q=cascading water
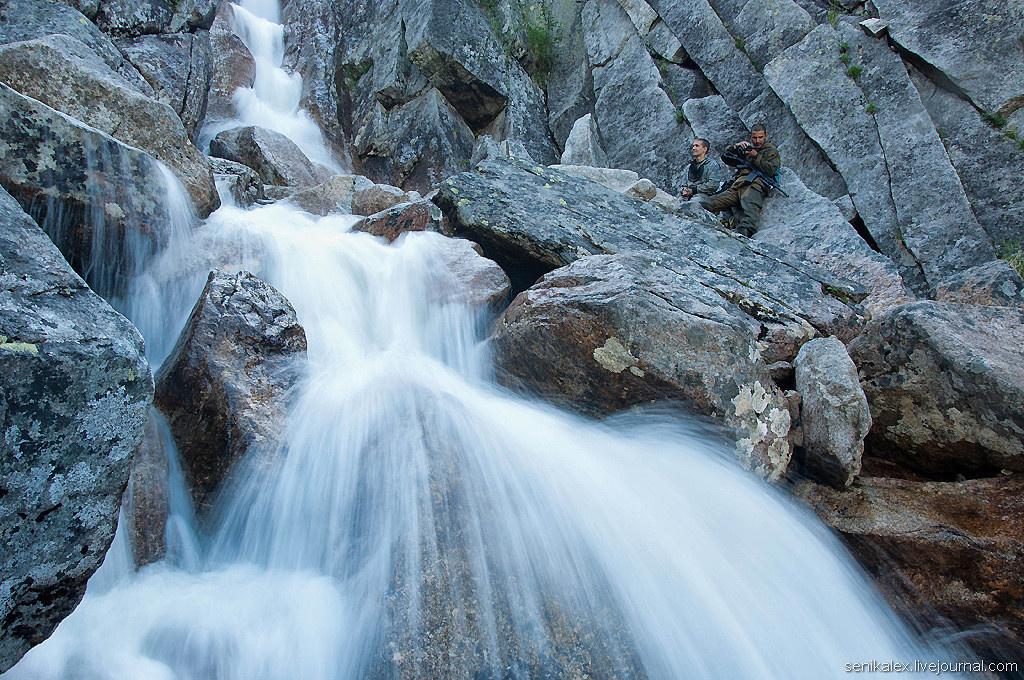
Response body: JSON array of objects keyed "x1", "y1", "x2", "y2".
[
  {"x1": 200, "y1": 0, "x2": 340, "y2": 172},
  {"x1": 1, "y1": 1, "x2": 973, "y2": 677},
  {"x1": 4, "y1": 200, "x2": 968, "y2": 679}
]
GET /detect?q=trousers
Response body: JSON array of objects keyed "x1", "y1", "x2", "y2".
[{"x1": 705, "y1": 182, "x2": 766, "y2": 236}]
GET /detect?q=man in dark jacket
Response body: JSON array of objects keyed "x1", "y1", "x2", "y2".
[
  {"x1": 705, "y1": 124, "x2": 781, "y2": 235},
  {"x1": 680, "y1": 138, "x2": 723, "y2": 205}
]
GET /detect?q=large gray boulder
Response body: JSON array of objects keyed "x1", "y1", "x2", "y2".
[
  {"x1": 0, "y1": 0, "x2": 153, "y2": 94},
  {"x1": 584, "y1": 0, "x2": 692, "y2": 193},
  {"x1": 764, "y1": 24, "x2": 995, "y2": 294},
  {"x1": 848, "y1": 301, "x2": 1024, "y2": 479},
  {"x1": 794, "y1": 336, "x2": 870, "y2": 488},
  {"x1": 117, "y1": 32, "x2": 214, "y2": 144},
  {"x1": 353, "y1": 88, "x2": 476, "y2": 192},
  {"x1": 755, "y1": 168, "x2": 913, "y2": 318},
  {"x1": 909, "y1": 65, "x2": 1024, "y2": 250},
  {"x1": 0, "y1": 186, "x2": 152, "y2": 672},
  {"x1": 493, "y1": 254, "x2": 793, "y2": 479},
  {"x1": 0, "y1": 34, "x2": 218, "y2": 217},
  {"x1": 560, "y1": 113, "x2": 608, "y2": 167},
  {"x1": 873, "y1": 0, "x2": 1024, "y2": 117},
  {"x1": 434, "y1": 157, "x2": 867, "y2": 363},
  {"x1": 0, "y1": 83, "x2": 182, "y2": 298},
  {"x1": 647, "y1": 0, "x2": 848, "y2": 199},
  {"x1": 794, "y1": 475, "x2": 1024, "y2": 663},
  {"x1": 154, "y1": 270, "x2": 307, "y2": 516},
  {"x1": 211, "y1": 125, "x2": 333, "y2": 189}
]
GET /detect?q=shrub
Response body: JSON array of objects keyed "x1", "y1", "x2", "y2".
[
  {"x1": 839, "y1": 53, "x2": 851, "y2": 64},
  {"x1": 865, "y1": 102, "x2": 878, "y2": 114},
  {"x1": 675, "y1": 109, "x2": 685, "y2": 124},
  {"x1": 845, "y1": 65, "x2": 863, "y2": 78}
]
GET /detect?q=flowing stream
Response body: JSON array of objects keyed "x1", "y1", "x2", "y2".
[{"x1": 2, "y1": 1, "x2": 968, "y2": 677}]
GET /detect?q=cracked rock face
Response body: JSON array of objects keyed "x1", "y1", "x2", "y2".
[
  {"x1": 848, "y1": 301, "x2": 1024, "y2": 479},
  {"x1": 764, "y1": 24, "x2": 995, "y2": 295},
  {"x1": 873, "y1": 0, "x2": 1024, "y2": 117},
  {"x1": 492, "y1": 254, "x2": 792, "y2": 479},
  {"x1": 0, "y1": 186, "x2": 152, "y2": 672},
  {"x1": 154, "y1": 270, "x2": 307, "y2": 516}
]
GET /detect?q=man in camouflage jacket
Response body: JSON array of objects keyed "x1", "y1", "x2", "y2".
[{"x1": 705, "y1": 124, "x2": 781, "y2": 236}]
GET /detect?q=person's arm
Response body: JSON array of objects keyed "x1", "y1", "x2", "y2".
[
  {"x1": 695, "y1": 159, "x2": 724, "y2": 194},
  {"x1": 752, "y1": 147, "x2": 781, "y2": 177}
]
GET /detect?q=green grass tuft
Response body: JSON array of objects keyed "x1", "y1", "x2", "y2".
[
  {"x1": 1000, "y1": 240, "x2": 1024, "y2": 278},
  {"x1": 845, "y1": 65, "x2": 863, "y2": 78},
  {"x1": 982, "y1": 112, "x2": 1008, "y2": 129},
  {"x1": 865, "y1": 102, "x2": 878, "y2": 114}
]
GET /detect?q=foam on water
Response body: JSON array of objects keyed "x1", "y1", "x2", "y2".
[{"x1": 4, "y1": 201, "x2": 964, "y2": 679}]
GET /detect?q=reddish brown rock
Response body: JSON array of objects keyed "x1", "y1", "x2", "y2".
[
  {"x1": 353, "y1": 200, "x2": 451, "y2": 242},
  {"x1": 793, "y1": 475, "x2": 1024, "y2": 661},
  {"x1": 154, "y1": 270, "x2": 306, "y2": 516}
]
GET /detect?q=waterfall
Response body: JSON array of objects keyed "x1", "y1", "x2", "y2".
[
  {"x1": 200, "y1": 0, "x2": 340, "y2": 173},
  {"x1": 0, "y1": 1, "x2": 971, "y2": 677},
  {"x1": 3, "y1": 201, "x2": 966, "y2": 679}
]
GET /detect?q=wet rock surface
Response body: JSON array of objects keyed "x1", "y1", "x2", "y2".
[
  {"x1": 209, "y1": 157, "x2": 265, "y2": 208},
  {"x1": 0, "y1": 34, "x2": 218, "y2": 217},
  {"x1": 211, "y1": 125, "x2": 333, "y2": 189},
  {"x1": 0, "y1": 83, "x2": 179, "y2": 298},
  {"x1": 848, "y1": 301, "x2": 1024, "y2": 479},
  {"x1": 353, "y1": 200, "x2": 450, "y2": 242},
  {"x1": 794, "y1": 474, "x2": 1024, "y2": 662},
  {"x1": 154, "y1": 270, "x2": 307, "y2": 516},
  {"x1": 0, "y1": 186, "x2": 152, "y2": 672}
]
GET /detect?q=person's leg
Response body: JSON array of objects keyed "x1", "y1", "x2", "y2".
[
  {"x1": 737, "y1": 185, "x2": 766, "y2": 236},
  {"x1": 705, "y1": 188, "x2": 739, "y2": 213}
]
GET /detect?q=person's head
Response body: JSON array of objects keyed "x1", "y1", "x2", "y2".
[
  {"x1": 749, "y1": 124, "x2": 767, "y2": 148},
  {"x1": 691, "y1": 138, "x2": 710, "y2": 160}
]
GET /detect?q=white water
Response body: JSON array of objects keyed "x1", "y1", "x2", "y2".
[
  {"x1": 5, "y1": 199, "x2": 964, "y2": 679},
  {"x1": 200, "y1": 0, "x2": 340, "y2": 172}
]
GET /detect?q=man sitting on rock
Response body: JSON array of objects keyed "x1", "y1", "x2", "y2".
[
  {"x1": 679, "y1": 138, "x2": 723, "y2": 206},
  {"x1": 705, "y1": 124, "x2": 781, "y2": 236}
]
